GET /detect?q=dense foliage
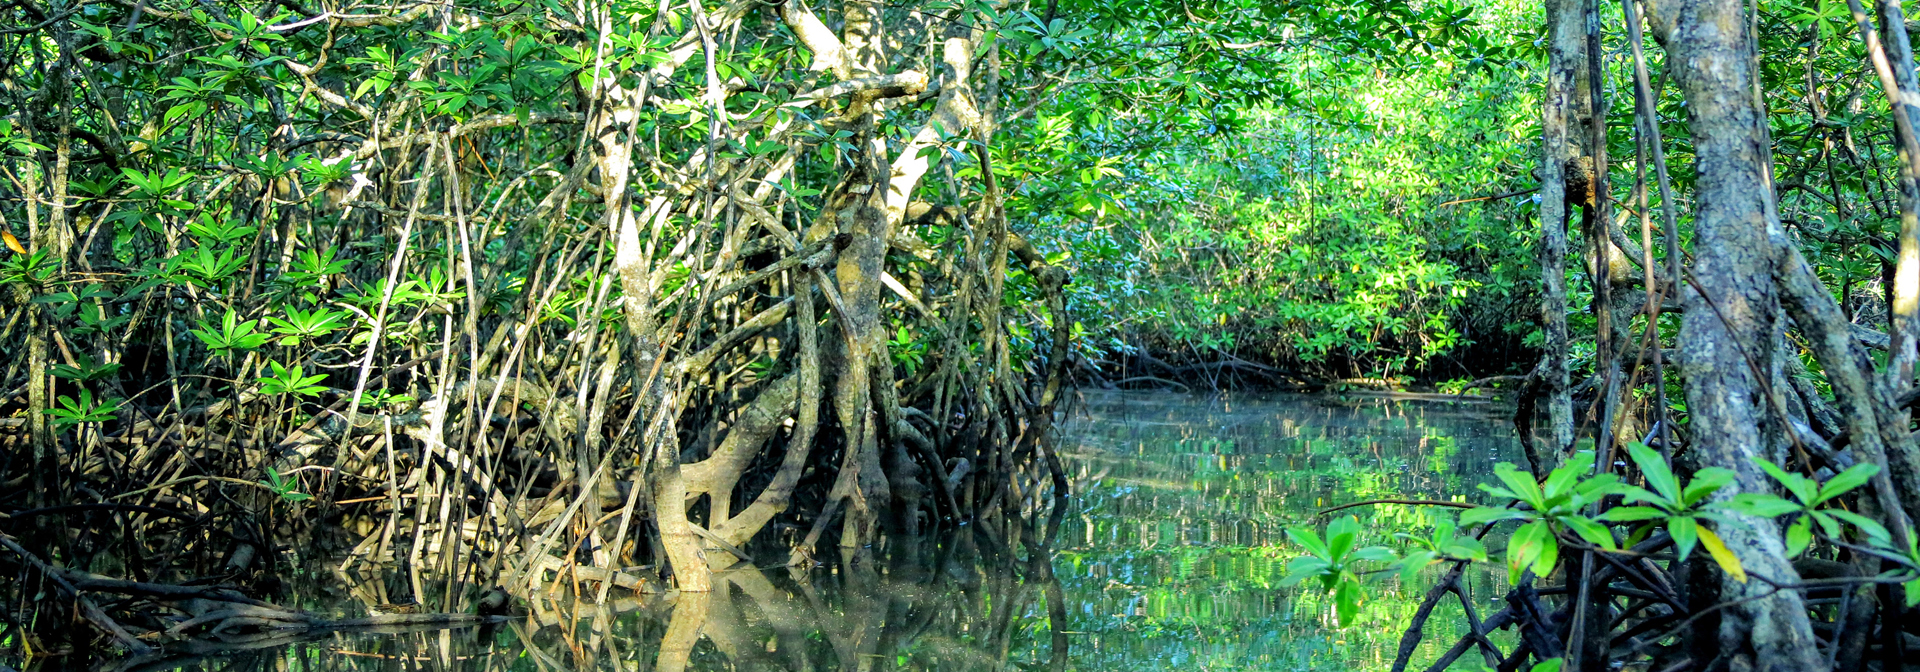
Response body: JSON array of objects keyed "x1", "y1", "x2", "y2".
[
  {"x1": 1273, "y1": 0, "x2": 1920, "y2": 669},
  {"x1": 18, "y1": 0, "x2": 1920, "y2": 669},
  {"x1": 1066, "y1": 67, "x2": 1542, "y2": 380},
  {"x1": 997, "y1": 1, "x2": 1546, "y2": 383},
  {"x1": 0, "y1": 0, "x2": 1545, "y2": 666}
]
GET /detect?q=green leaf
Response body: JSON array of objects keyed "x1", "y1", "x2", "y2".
[
  {"x1": 1785, "y1": 516, "x2": 1813, "y2": 557},
  {"x1": 1669, "y1": 516, "x2": 1700, "y2": 562},
  {"x1": 1398, "y1": 550, "x2": 1435, "y2": 583},
  {"x1": 1813, "y1": 509, "x2": 1848, "y2": 541},
  {"x1": 44, "y1": 390, "x2": 122, "y2": 426},
  {"x1": 1827, "y1": 509, "x2": 1893, "y2": 546},
  {"x1": 1534, "y1": 523, "x2": 1561, "y2": 578},
  {"x1": 1817, "y1": 462, "x2": 1881, "y2": 503},
  {"x1": 1476, "y1": 485, "x2": 1523, "y2": 501},
  {"x1": 1572, "y1": 473, "x2": 1624, "y2": 502},
  {"x1": 1507, "y1": 520, "x2": 1556, "y2": 580},
  {"x1": 1598, "y1": 506, "x2": 1668, "y2": 522},
  {"x1": 1542, "y1": 451, "x2": 1594, "y2": 502},
  {"x1": 1460, "y1": 506, "x2": 1529, "y2": 527},
  {"x1": 1333, "y1": 577, "x2": 1363, "y2": 627},
  {"x1": 1626, "y1": 441, "x2": 1680, "y2": 503},
  {"x1": 1681, "y1": 467, "x2": 1735, "y2": 506},
  {"x1": 1490, "y1": 462, "x2": 1546, "y2": 508},
  {"x1": 1445, "y1": 537, "x2": 1490, "y2": 562},
  {"x1": 1560, "y1": 515, "x2": 1617, "y2": 550},
  {"x1": 1754, "y1": 457, "x2": 1818, "y2": 504},
  {"x1": 1286, "y1": 527, "x2": 1332, "y2": 560},
  {"x1": 1352, "y1": 546, "x2": 1398, "y2": 563},
  {"x1": 1327, "y1": 516, "x2": 1361, "y2": 561},
  {"x1": 1278, "y1": 557, "x2": 1331, "y2": 586},
  {"x1": 1725, "y1": 493, "x2": 1802, "y2": 518}
]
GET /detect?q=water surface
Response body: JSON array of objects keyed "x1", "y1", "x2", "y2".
[
  {"x1": 67, "y1": 390, "x2": 1524, "y2": 672},
  {"x1": 1053, "y1": 390, "x2": 1519, "y2": 671}
]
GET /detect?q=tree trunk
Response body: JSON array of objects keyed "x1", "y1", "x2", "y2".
[
  {"x1": 1647, "y1": 0, "x2": 1825, "y2": 667},
  {"x1": 1868, "y1": 0, "x2": 1920, "y2": 386},
  {"x1": 1538, "y1": 0, "x2": 1586, "y2": 469}
]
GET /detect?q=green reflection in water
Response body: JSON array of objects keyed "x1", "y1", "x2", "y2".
[
  {"x1": 75, "y1": 391, "x2": 1524, "y2": 672},
  {"x1": 1048, "y1": 390, "x2": 1523, "y2": 671}
]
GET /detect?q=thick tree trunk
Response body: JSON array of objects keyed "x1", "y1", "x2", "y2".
[
  {"x1": 1647, "y1": 0, "x2": 1824, "y2": 667},
  {"x1": 829, "y1": 154, "x2": 896, "y2": 549},
  {"x1": 1538, "y1": 0, "x2": 1585, "y2": 469},
  {"x1": 831, "y1": 5, "x2": 896, "y2": 520}
]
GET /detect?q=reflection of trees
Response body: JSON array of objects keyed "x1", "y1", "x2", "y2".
[
  {"x1": 1045, "y1": 393, "x2": 1519, "y2": 669},
  {"x1": 112, "y1": 510, "x2": 1069, "y2": 672},
  {"x1": 1060, "y1": 394, "x2": 1513, "y2": 554},
  {"x1": 508, "y1": 507, "x2": 1073, "y2": 672},
  {"x1": 94, "y1": 495, "x2": 1066, "y2": 672},
  {"x1": 108, "y1": 620, "x2": 528, "y2": 672},
  {"x1": 140, "y1": 394, "x2": 1519, "y2": 672}
]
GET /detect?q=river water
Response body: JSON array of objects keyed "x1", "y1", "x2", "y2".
[{"x1": 105, "y1": 390, "x2": 1524, "y2": 672}]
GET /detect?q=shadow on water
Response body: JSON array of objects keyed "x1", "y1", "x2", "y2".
[{"x1": 67, "y1": 391, "x2": 1523, "y2": 672}]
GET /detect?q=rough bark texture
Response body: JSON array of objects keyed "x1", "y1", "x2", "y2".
[
  {"x1": 1539, "y1": 0, "x2": 1585, "y2": 466},
  {"x1": 1648, "y1": 0, "x2": 1824, "y2": 668}
]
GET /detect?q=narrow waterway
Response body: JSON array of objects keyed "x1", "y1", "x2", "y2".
[
  {"x1": 1053, "y1": 390, "x2": 1519, "y2": 670},
  {"x1": 112, "y1": 390, "x2": 1523, "y2": 672}
]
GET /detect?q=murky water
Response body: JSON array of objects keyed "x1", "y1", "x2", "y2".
[{"x1": 77, "y1": 390, "x2": 1524, "y2": 672}]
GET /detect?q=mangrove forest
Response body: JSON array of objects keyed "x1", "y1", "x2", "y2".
[{"x1": 14, "y1": 0, "x2": 1920, "y2": 670}]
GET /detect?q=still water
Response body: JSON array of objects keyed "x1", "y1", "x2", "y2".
[{"x1": 112, "y1": 390, "x2": 1524, "y2": 672}]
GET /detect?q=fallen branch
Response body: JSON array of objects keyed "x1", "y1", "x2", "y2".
[
  {"x1": 1460, "y1": 374, "x2": 1528, "y2": 391},
  {"x1": 1344, "y1": 389, "x2": 1495, "y2": 402},
  {"x1": 52, "y1": 568, "x2": 276, "y2": 607},
  {"x1": 2, "y1": 502, "x2": 204, "y2": 525}
]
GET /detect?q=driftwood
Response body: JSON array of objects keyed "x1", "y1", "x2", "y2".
[
  {"x1": 1106, "y1": 376, "x2": 1192, "y2": 391},
  {"x1": 1104, "y1": 349, "x2": 1320, "y2": 390}
]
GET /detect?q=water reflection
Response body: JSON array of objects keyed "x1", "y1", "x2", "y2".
[
  {"x1": 83, "y1": 391, "x2": 1521, "y2": 672},
  {"x1": 1053, "y1": 390, "x2": 1520, "y2": 671}
]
